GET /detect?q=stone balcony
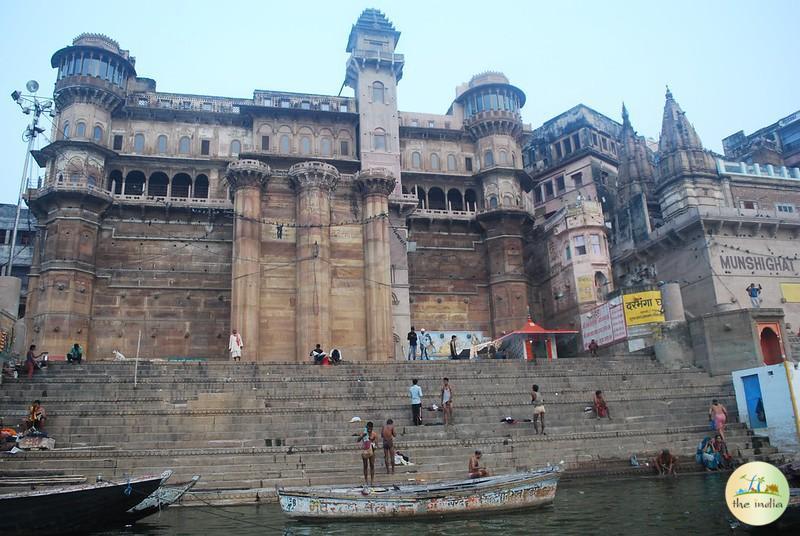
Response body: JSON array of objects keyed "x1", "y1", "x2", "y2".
[
  {"x1": 409, "y1": 207, "x2": 477, "y2": 221},
  {"x1": 111, "y1": 193, "x2": 232, "y2": 209}
]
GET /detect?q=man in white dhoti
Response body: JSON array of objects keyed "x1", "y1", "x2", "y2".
[{"x1": 228, "y1": 329, "x2": 244, "y2": 361}]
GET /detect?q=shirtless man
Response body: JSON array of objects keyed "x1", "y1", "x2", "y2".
[
  {"x1": 357, "y1": 422, "x2": 378, "y2": 486},
  {"x1": 468, "y1": 450, "x2": 489, "y2": 478},
  {"x1": 652, "y1": 449, "x2": 677, "y2": 476},
  {"x1": 381, "y1": 419, "x2": 397, "y2": 475},
  {"x1": 441, "y1": 377, "x2": 454, "y2": 425},
  {"x1": 709, "y1": 399, "x2": 728, "y2": 441}
]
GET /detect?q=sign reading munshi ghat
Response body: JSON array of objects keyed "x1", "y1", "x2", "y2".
[
  {"x1": 622, "y1": 291, "x2": 665, "y2": 326},
  {"x1": 719, "y1": 254, "x2": 796, "y2": 273}
]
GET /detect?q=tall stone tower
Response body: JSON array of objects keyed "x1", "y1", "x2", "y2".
[
  {"x1": 26, "y1": 34, "x2": 136, "y2": 355},
  {"x1": 345, "y1": 9, "x2": 411, "y2": 357},
  {"x1": 457, "y1": 73, "x2": 531, "y2": 336},
  {"x1": 656, "y1": 88, "x2": 727, "y2": 220},
  {"x1": 615, "y1": 103, "x2": 659, "y2": 244}
]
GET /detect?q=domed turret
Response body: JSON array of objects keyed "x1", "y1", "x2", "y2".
[
  {"x1": 51, "y1": 33, "x2": 136, "y2": 112},
  {"x1": 455, "y1": 72, "x2": 525, "y2": 140}
]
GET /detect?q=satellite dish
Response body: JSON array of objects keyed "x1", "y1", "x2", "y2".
[{"x1": 26, "y1": 80, "x2": 39, "y2": 93}]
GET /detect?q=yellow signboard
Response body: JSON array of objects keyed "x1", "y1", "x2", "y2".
[
  {"x1": 781, "y1": 283, "x2": 800, "y2": 303},
  {"x1": 622, "y1": 290, "x2": 665, "y2": 326},
  {"x1": 577, "y1": 275, "x2": 595, "y2": 303}
]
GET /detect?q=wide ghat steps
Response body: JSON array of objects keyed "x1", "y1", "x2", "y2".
[{"x1": 0, "y1": 357, "x2": 745, "y2": 504}]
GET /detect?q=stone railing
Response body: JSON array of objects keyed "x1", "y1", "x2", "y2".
[
  {"x1": 351, "y1": 49, "x2": 404, "y2": 64},
  {"x1": 411, "y1": 208, "x2": 476, "y2": 221},
  {"x1": 127, "y1": 93, "x2": 252, "y2": 114},
  {"x1": 112, "y1": 193, "x2": 232, "y2": 208},
  {"x1": 252, "y1": 90, "x2": 355, "y2": 113},
  {"x1": 716, "y1": 158, "x2": 800, "y2": 180},
  {"x1": 26, "y1": 183, "x2": 114, "y2": 201}
]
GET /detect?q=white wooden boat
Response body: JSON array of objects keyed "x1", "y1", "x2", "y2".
[{"x1": 278, "y1": 466, "x2": 561, "y2": 520}]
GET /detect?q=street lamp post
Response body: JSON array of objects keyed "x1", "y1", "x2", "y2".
[{"x1": 4, "y1": 82, "x2": 53, "y2": 277}]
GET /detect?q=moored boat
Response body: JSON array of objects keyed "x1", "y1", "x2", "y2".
[
  {"x1": 278, "y1": 466, "x2": 561, "y2": 520},
  {"x1": 0, "y1": 472, "x2": 165, "y2": 535},
  {"x1": 124, "y1": 474, "x2": 201, "y2": 523}
]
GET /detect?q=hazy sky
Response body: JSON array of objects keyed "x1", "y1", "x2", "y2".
[{"x1": 1, "y1": 0, "x2": 798, "y2": 205}]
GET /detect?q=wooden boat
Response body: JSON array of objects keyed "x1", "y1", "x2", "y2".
[
  {"x1": 0, "y1": 472, "x2": 165, "y2": 535},
  {"x1": 278, "y1": 466, "x2": 561, "y2": 520},
  {"x1": 124, "y1": 473, "x2": 200, "y2": 523}
]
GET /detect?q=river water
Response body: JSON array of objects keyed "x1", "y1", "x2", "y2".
[{"x1": 99, "y1": 474, "x2": 763, "y2": 535}]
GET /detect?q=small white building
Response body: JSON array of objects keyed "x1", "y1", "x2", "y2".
[{"x1": 731, "y1": 362, "x2": 800, "y2": 451}]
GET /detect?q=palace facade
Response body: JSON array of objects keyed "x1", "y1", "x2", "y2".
[{"x1": 24, "y1": 9, "x2": 800, "y2": 361}]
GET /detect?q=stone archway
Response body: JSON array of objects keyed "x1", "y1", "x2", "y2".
[{"x1": 758, "y1": 325, "x2": 783, "y2": 365}]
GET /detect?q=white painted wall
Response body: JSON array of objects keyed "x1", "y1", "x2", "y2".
[{"x1": 732, "y1": 362, "x2": 800, "y2": 451}]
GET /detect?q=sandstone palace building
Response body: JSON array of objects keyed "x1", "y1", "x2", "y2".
[{"x1": 24, "y1": 10, "x2": 800, "y2": 362}]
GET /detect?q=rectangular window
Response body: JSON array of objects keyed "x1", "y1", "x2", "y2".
[
  {"x1": 610, "y1": 142, "x2": 617, "y2": 155},
  {"x1": 776, "y1": 203, "x2": 795, "y2": 213},
  {"x1": 601, "y1": 137, "x2": 608, "y2": 150},
  {"x1": 465, "y1": 157, "x2": 473, "y2": 171},
  {"x1": 301, "y1": 101, "x2": 311, "y2": 110},
  {"x1": 182, "y1": 101, "x2": 192, "y2": 110},
  {"x1": 428, "y1": 120, "x2": 435, "y2": 128},
  {"x1": 591, "y1": 133, "x2": 598, "y2": 146},
  {"x1": 590, "y1": 234, "x2": 601, "y2": 255},
  {"x1": 574, "y1": 235, "x2": 587, "y2": 255},
  {"x1": 340, "y1": 103, "x2": 348, "y2": 112},
  {"x1": 411, "y1": 119, "x2": 418, "y2": 127},
  {"x1": 545, "y1": 182, "x2": 554, "y2": 198},
  {"x1": 280, "y1": 100, "x2": 291, "y2": 108},
  {"x1": 113, "y1": 135, "x2": 123, "y2": 151},
  {"x1": 572, "y1": 133, "x2": 581, "y2": 150},
  {"x1": 534, "y1": 188, "x2": 543, "y2": 204},
  {"x1": 263, "y1": 98, "x2": 272, "y2": 107},
  {"x1": 556, "y1": 175, "x2": 565, "y2": 192},
  {"x1": 565, "y1": 245, "x2": 571, "y2": 261},
  {"x1": 320, "y1": 102, "x2": 330, "y2": 111},
  {"x1": 563, "y1": 138, "x2": 572, "y2": 155},
  {"x1": 572, "y1": 172, "x2": 583, "y2": 187},
  {"x1": 261, "y1": 136, "x2": 270, "y2": 151},
  {"x1": 554, "y1": 143, "x2": 563, "y2": 159},
  {"x1": 201, "y1": 140, "x2": 210, "y2": 155},
  {"x1": 340, "y1": 140, "x2": 349, "y2": 156},
  {"x1": 740, "y1": 200, "x2": 757, "y2": 210},
  {"x1": 201, "y1": 102, "x2": 212, "y2": 111}
]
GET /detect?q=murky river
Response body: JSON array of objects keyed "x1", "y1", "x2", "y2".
[{"x1": 98, "y1": 474, "x2": 784, "y2": 535}]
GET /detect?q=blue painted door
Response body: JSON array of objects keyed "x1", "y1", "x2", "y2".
[{"x1": 741, "y1": 374, "x2": 767, "y2": 429}]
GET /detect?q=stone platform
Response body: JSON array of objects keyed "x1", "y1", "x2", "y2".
[{"x1": 0, "y1": 357, "x2": 752, "y2": 504}]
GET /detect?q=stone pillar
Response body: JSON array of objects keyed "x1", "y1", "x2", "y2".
[
  {"x1": 660, "y1": 282, "x2": 686, "y2": 322},
  {"x1": 289, "y1": 162, "x2": 339, "y2": 362},
  {"x1": 225, "y1": 159, "x2": 270, "y2": 361},
  {"x1": 477, "y1": 208, "x2": 532, "y2": 337},
  {"x1": 356, "y1": 168, "x2": 396, "y2": 361}
]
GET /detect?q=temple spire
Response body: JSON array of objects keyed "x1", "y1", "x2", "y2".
[
  {"x1": 658, "y1": 87, "x2": 704, "y2": 154},
  {"x1": 621, "y1": 102, "x2": 630, "y2": 127}
]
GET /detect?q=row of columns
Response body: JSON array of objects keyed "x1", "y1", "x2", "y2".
[{"x1": 225, "y1": 159, "x2": 395, "y2": 361}]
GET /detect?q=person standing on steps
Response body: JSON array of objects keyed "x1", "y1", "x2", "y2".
[
  {"x1": 441, "y1": 377, "x2": 454, "y2": 425},
  {"x1": 449, "y1": 335, "x2": 458, "y2": 360},
  {"x1": 531, "y1": 384, "x2": 545, "y2": 435},
  {"x1": 228, "y1": 329, "x2": 244, "y2": 362},
  {"x1": 588, "y1": 339, "x2": 599, "y2": 357},
  {"x1": 409, "y1": 379, "x2": 423, "y2": 425},
  {"x1": 357, "y1": 421, "x2": 378, "y2": 486},
  {"x1": 419, "y1": 329, "x2": 432, "y2": 361},
  {"x1": 381, "y1": 419, "x2": 396, "y2": 475},
  {"x1": 709, "y1": 399, "x2": 728, "y2": 441},
  {"x1": 746, "y1": 283, "x2": 763, "y2": 308},
  {"x1": 594, "y1": 390, "x2": 611, "y2": 419},
  {"x1": 407, "y1": 326, "x2": 418, "y2": 361}
]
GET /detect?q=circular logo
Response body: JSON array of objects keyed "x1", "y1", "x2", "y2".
[{"x1": 726, "y1": 461, "x2": 789, "y2": 526}]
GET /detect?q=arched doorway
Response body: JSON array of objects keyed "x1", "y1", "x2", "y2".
[{"x1": 758, "y1": 326, "x2": 783, "y2": 365}]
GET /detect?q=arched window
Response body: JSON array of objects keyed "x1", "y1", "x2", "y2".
[
  {"x1": 148, "y1": 172, "x2": 169, "y2": 197},
  {"x1": 93, "y1": 125, "x2": 103, "y2": 142},
  {"x1": 230, "y1": 139, "x2": 241, "y2": 155},
  {"x1": 498, "y1": 150, "x2": 507, "y2": 165},
  {"x1": 430, "y1": 153, "x2": 440, "y2": 170},
  {"x1": 124, "y1": 170, "x2": 145, "y2": 195},
  {"x1": 280, "y1": 135, "x2": 290, "y2": 153},
  {"x1": 464, "y1": 189, "x2": 478, "y2": 211},
  {"x1": 428, "y1": 187, "x2": 446, "y2": 210},
  {"x1": 179, "y1": 136, "x2": 191, "y2": 154},
  {"x1": 489, "y1": 196, "x2": 498, "y2": 209},
  {"x1": 372, "y1": 81, "x2": 385, "y2": 104},
  {"x1": 76, "y1": 122, "x2": 86, "y2": 138},
  {"x1": 415, "y1": 186, "x2": 426, "y2": 209},
  {"x1": 411, "y1": 152, "x2": 421, "y2": 169},
  {"x1": 172, "y1": 173, "x2": 192, "y2": 198},
  {"x1": 447, "y1": 154, "x2": 457, "y2": 171},
  {"x1": 373, "y1": 129, "x2": 386, "y2": 151},
  {"x1": 62, "y1": 122, "x2": 70, "y2": 139},
  {"x1": 300, "y1": 136, "x2": 311, "y2": 155},
  {"x1": 511, "y1": 152, "x2": 516, "y2": 167},
  {"x1": 134, "y1": 133, "x2": 145, "y2": 153},
  {"x1": 157, "y1": 135, "x2": 168, "y2": 153},
  {"x1": 484, "y1": 150, "x2": 494, "y2": 167},
  {"x1": 194, "y1": 174, "x2": 209, "y2": 198},
  {"x1": 447, "y1": 189, "x2": 464, "y2": 211},
  {"x1": 107, "y1": 169, "x2": 123, "y2": 194},
  {"x1": 320, "y1": 138, "x2": 332, "y2": 157}
]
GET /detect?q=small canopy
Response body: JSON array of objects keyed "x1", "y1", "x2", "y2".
[
  {"x1": 505, "y1": 317, "x2": 578, "y2": 337},
  {"x1": 473, "y1": 317, "x2": 577, "y2": 361}
]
